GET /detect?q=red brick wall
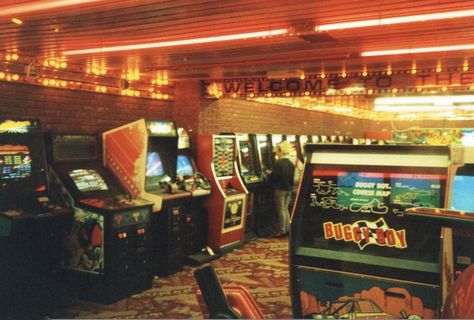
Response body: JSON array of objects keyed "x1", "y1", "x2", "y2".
[
  {"x1": 172, "y1": 80, "x2": 377, "y2": 138},
  {"x1": 199, "y1": 98, "x2": 375, "y2": 137},
  {"x1": 0, "y1": 82, "x2": 173, "y2": 133},
  {"x1": 172, "y1": 81, "x2": 206, "y2": 150},
  {"x1": 3, "y1": 80, "x2": 473, "y2": 142}
]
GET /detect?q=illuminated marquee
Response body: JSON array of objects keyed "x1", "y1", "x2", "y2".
[
  {"x1": 203, "y1": 70, "x2": 474, "y2": 98},
  {"x1": 0, "y1": 120, "x2": 32, "y2": 134},
  {"x1": 323, "y1": 218, "x2": 407, "y2": 250}
]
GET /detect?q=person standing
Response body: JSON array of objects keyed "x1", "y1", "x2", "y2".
[{"x1": 269, "y1": 140, "x2": 295, "y2": 237}]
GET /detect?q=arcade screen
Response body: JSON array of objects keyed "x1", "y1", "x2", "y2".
[
  {"x1": 177, "y1": 154, "x2": 194, "y2": 178},
  {"x1": 256, "y1": 136, "x2": 272, "y2": 173},
  {"x1": 451, "y1": 175, "x2": 474, "y2": 211},
  {"x1": 238, "y1": 140, "x2": 257, "y2": 177},
  {"x1": 68, "y1": 168, "x2": 109, "y2": 192},
  {"x1": 299, "y1": 164, "x2": 446, "y2": 263},
  {"x1": 145, "y1": 151, "x2": 166, "y2": 189},
  {"x1": 0, "y1": 145, "x2": 32, "y2": 180}
]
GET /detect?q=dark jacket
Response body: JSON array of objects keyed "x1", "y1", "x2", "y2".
[{"x1": 270, "y1": 157, "x2": 295, "y2": 191}]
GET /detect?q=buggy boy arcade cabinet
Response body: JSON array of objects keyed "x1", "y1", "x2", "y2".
[
  {"x1": 0, "y1": 119, "x2": 73, "y2": 318},
  {"x1": 290, "y1": 144, "x2": 460, "y2": 319},
  {"x1": 197, "y1": 134, "x2": 247, "y2": 253},
  {"x1": 45, "y1": 133, "x2": 153, "y2": 303},
  {"x1": 103, "y1": 120, "x2": 205, "y2": 276}
]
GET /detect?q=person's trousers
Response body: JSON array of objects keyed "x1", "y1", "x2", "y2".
[{"x1": 274, "y1": 189, "x2": 292, "y2": 234}]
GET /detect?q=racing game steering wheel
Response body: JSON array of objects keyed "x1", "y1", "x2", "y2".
[{"x1": 193, "y1": 172, "x2": 211, "y2": 190}]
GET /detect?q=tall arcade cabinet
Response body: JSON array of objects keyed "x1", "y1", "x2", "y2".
[
  {"x1": 0, "y1": 119, "x2": 73, "y2": 318},
  {"x1": 103, "y1": 119, "x2": 193, "y2": 276},
  {"x1": 290, "y1": 144, "x2": 461, "y2": 319},
  {"x1": 197, "y1": 134, "x2": 248, "y2": 252}
]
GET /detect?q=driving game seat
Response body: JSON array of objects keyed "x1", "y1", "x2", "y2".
[{"x1": 194, "y1": 265, "x2": 265, "y2": 319}]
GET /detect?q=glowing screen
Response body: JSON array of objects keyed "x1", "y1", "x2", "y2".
[
  {"x1": 68, "y1": 169, "x2": 108, "y2": 192},
  {"x1": 177, "y1": 154, "x2": 193, "y2": 177},
  {"x1": 146, "y1": 152, "x2": 164, "y2": 177},
  {"x1": 0, "y1": 145, "x2": 32, "y2": 180},
  {"x1": 451, "y1": 175, "x2": 474, "y2": 211}
]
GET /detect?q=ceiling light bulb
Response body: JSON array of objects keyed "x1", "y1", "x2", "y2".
[{"x1": 11, "y1": 18, "x2": 23, "y2": 25}]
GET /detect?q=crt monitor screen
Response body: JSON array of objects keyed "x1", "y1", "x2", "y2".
[
  {"x1": 238, "y1": 140, "x2": 254, "y2": 175},
  {"x1": 0, "y1": 144, "x2": 32, "y2": 180},
  {"x1": 68, "y1": 168, "x2": 109, "y2": 192},
  {"x1": 177, "y1": 154, "x2": 193, "y2": 178},
  {"x1": 145, "y1": 151, "x2": 167, "y2": 190},
  {"x1": 146, "y1": 151, "x2": 164, "y2": 177},
  {"x1": 451, "y1": 175, "x2": 474, "y2": 211}
]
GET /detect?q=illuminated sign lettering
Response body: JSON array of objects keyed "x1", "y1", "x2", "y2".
[{"x1": 323, "y1": 218, "x2": 407, "y2": 250}]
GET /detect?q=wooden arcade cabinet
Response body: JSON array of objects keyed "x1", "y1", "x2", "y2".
[{"x1": 197, "y1": 134, "x2": 248, "y2": 253}]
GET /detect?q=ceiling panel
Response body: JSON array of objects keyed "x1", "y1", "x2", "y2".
[{"x1": 2, "y1": 0, "x2": 474, "y2": 120}]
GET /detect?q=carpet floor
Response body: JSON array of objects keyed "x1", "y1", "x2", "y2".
[{"x1": 54, "y1": 236, "x2": 292, "y2": 319}]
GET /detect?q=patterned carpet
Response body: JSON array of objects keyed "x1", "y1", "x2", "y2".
[{"x1": 54, "y1": 236, "x2": 292, "y2": 319}]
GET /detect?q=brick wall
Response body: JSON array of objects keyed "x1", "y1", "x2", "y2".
[
  {"x1": 0, "y1": 82, "x2": 173, "y2": 133},
  {"x1": 3, "y1": 80, "x2": 474, "y2": 142},
  {"x1": 199, "y1": 98, "x2": 375, "y2": 137}
]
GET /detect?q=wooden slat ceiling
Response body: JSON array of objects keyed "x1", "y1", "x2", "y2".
[{"x1": 1, "y1": 0, "x2": 474, "y2": 81}]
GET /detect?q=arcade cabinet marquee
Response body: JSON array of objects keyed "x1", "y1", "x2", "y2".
[{"x1": 290, "y1": 144, "x2": 461, "y2": 319}]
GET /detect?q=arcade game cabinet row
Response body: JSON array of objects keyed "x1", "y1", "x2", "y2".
[
  {"x1": 0, "y1": 119, "x2": 73, "y2": 318},
  {"x1": 290, "y1": 144, "x2": 470, "y2": 318},
  {"x1": 103, "y1": 119, "x2": 212, "y2": 275}
]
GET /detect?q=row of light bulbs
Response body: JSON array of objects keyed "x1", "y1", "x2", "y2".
[
  {"x1": 1, "y1": 52, "x2": 173, "y2": 101},
  {"x1": 2, "y1": 51, "x2": 171, "y2": 85},
  {"x1": 0, "y1": 69, "x2": 173, "y2": 100}
]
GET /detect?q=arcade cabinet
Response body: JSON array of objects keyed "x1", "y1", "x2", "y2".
[
  {"x1": 235, "y1": 133, "x2": 266, "y2": 242},
  {"x1": 290, "y1": 144, "x2": 461, "y2": 319},
  {"x1": 403, "y1": 207, "x2": 474, "y2": 317},
  {"x1": 103, "y1": 119, "x2": 199, "y2": 276},
  {"x1": 450, "y1": 146, "x2": 474, "y2": 275},
  {"x1": 197, "y1": 134, "x2": 248, "y2": 253},
  {"x1": 284, "y1": 134, "x2": 303, "y2": 162},
  {"x1": 0, "y1": 119, "x2": 72, "y2": 319},
  {"x1": 298, "y1": 135, "x2": 310, "y2": 160},
  {"x1": 176, "y1": 128, "x2": 214, "y2": 264},
  {"x1": 44, "y1": 133, "x2": 154, "y2": 303},
  {"x1": 254, "y1": 133, "x2": 276, "y2": 236}
]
